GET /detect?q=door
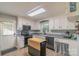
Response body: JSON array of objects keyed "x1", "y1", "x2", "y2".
[
  {"x1": 56, "y1": 42, "x2": 69, "y2": 56},
  {"x1": 0, "y1": 21, "x2": 16, "y2": 51}
]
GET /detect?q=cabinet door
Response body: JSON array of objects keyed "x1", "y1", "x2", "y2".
[
  {"x1": 56, "y1": 42, "x2": 69, "y2": 56},
  {"x1": 54, "y1": 19, "x2": 60, "y2": 29},
  {"x1": 60, "y1": 18, "x2": 68, "y2": 29},
  {"x1": 46, "y1": 37, "x2": 54, "y2": 50},
  {"x1": 67, "y1": 21, "x2": 76, "y2": 30},
  {"x1": 49, "y1": 19, "x2": 54, "y2": 30}
]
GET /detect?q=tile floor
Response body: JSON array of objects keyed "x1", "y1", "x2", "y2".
[{"x1": 3, "y1": 47, "x2": 63, "y2": 56}]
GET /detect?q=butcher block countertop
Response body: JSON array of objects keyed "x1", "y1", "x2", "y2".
[
  {"x1": 28, "y1": 38, "x2": 46, "y2": 43},
  {"x1": 28, "y1": 38, "x2": 46, "y2": 50}
]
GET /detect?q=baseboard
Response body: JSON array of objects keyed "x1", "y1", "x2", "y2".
[{"x1": 1, "y1": 47, "x2": 17, "y2": 55}]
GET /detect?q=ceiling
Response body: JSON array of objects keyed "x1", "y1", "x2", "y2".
[{"x1": 0, "y1": 2, "x2": 68, "y2": 20}]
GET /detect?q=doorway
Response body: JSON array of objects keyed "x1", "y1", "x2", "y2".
[{"x1": 0, "y1": 20, "x2": 16, "y2": 55}]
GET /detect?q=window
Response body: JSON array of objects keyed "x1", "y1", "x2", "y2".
[
  {"x1": 70, "y1": 2, "x2": 76, "y2": 12},
  {"x1": 40, "y1": 20, "x2": 49, "y2": 34},
  {"x1": 0, "y1": 22, "x2": 15, "y2": 35}
]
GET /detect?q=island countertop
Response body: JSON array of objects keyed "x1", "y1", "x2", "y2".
[{"x1": 28, "y1": 38, "x2": 46, "y2": 43}]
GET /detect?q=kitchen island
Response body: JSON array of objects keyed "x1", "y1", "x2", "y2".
[{"x1": 28, "y1": 38, "x2": 46, "y2": 56}]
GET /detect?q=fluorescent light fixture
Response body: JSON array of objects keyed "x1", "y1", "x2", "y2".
[{"x1": 27, "y1": 8, "x2": 46, "y2": 16}]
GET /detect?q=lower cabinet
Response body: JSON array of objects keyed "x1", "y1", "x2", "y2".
[
  {"x1": 46, "y1": 37, "x2": 54, "y2": 50},
  {"x1": 55, "y1": 42, "x2": 69, "y2": 56}
]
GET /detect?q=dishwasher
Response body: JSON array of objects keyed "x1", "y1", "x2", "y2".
[{"x1": 46, "y1": 36, "x2": 54, "y2": 50}]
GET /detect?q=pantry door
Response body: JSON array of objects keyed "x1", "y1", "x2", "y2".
[{"x1": 0, "y1": 21, "x2": 16, "y2": 51}]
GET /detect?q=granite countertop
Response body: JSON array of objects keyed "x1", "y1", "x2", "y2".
[
  {"x1": 32, "y1": 33, "x2": 64, "y2": 38},
  {"x1": 32, "y1": 33, "x2": 77, "y2": 41}
]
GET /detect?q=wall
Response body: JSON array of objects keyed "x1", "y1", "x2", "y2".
[{"x1": 31, "y1": 20, "x2": 40, "y2": 30}]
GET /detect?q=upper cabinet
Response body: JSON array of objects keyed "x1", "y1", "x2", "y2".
[
  {"x1": 49, "y1": 17, "x2": 62, "y2": 30},
  {"x1": 49, "y1": 15, "x2": 76, "y2": 30},
  {"x1": 66, "y1": 19, "x2": 76, "y2": 30},
  {"x1": 54, "y1": 18, "x2": 61, "y2": 30}
]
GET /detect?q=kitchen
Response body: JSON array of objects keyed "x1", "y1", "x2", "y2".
[{"x1": 0, "y1": 2, "x2": 79, "y2": 56}]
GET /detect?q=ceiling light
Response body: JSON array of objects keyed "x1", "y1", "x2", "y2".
[{"x1": 27, "y1": 8, "x2": 46, "y2": 17}]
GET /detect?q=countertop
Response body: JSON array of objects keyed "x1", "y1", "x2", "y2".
[
  {"x1": 32, "y1": 33, "x2": 77, "y2": 41},
  {"x1": 32, "y1": 33, "x2": 65, "y2": 39},
  {"x1": 28, "y1": 38, "x2": 46, "y2": 50},
  {"x1": 28, "y1": 38, "x2": 46, "y2": 43}
]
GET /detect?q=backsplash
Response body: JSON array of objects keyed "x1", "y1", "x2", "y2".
[{"x1": 51, "y1": 30, "x2": 76, "y2": 33}]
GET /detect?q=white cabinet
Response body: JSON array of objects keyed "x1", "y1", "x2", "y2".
[
  {"x1": 56, "y1": 16, "x2": 76, "y2": 30},
  {"x1": 49, "y1": 17, "x2": 62, "y2": 30},
  {"x1": 60, "y1": 17, "x2": 68, "y2": 29},
  {"x1": 54, "y1": 18, "x2": 61, "y2": 29},
  {"x1": 49, "y1": 16, "x2": 76, "y2": 30},
  {"x1": 50, "y1": 16, "x2": 68, "y2": 30},
  {"x1": 49, "y1": 19, "x2": 54, "y2": 30},
  {"x1": 41, "y1": 16, "x2": 76, "y2": 30},
  {"x1": 17, "y1": 36, "x2": 24, "y2": 49},
  {"x1": 54, "y1": 38, "x2": 78, "y2": 56},
  {"x1": 66, "y1": 20, "x2": 76, "y2": 30},
  {"x1": 55, "y1": 42, "x2": 69, "y2": 56}
]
